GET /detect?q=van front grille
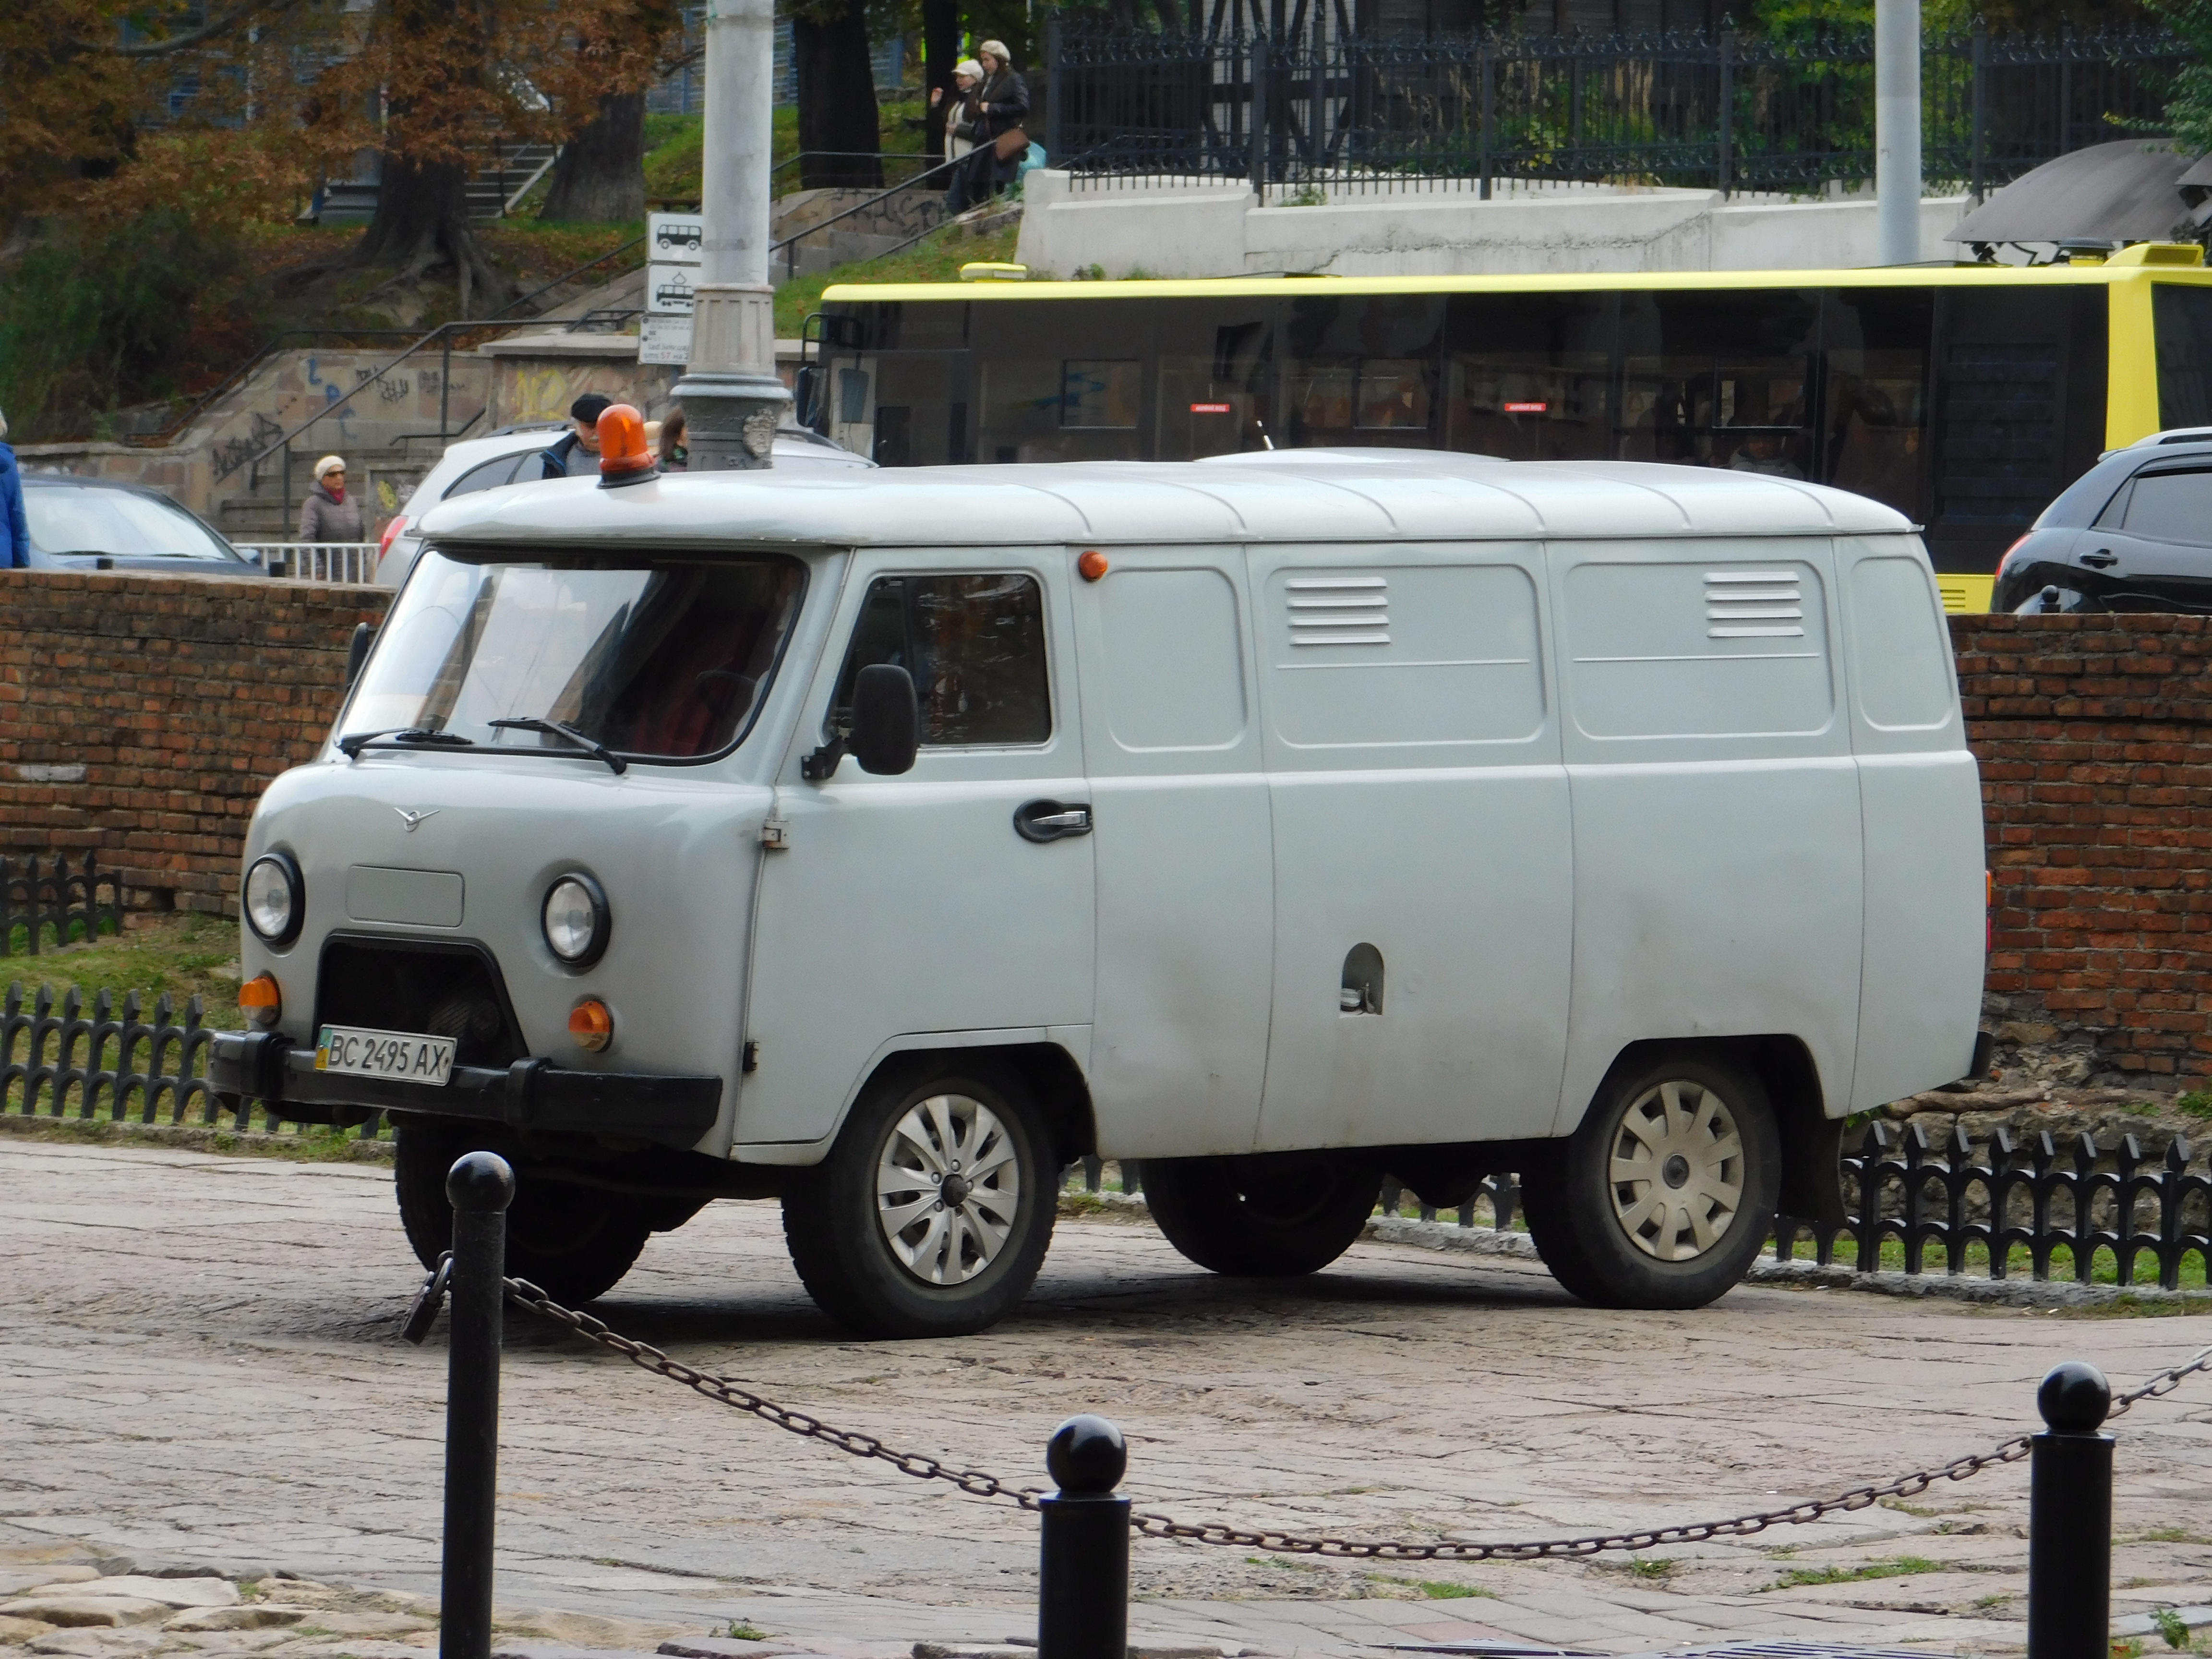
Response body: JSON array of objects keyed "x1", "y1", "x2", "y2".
[{"x1": 314, "y1": 938, "x2": 525, "y2": 1070}]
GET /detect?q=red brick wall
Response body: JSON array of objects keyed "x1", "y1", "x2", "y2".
[
  {"x1": 2, "y1": 578, "x2": 2205, "y2": 1080},
  {"x1": 0, "y1": 571, "x2": 389, "y2": 913},
  {"x1": 1953, "y1": 613, "x2": 2212, "y2": 1084}
]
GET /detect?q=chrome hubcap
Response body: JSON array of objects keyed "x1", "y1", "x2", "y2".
[
  {"x1": 875, "y1": 1093, "x2": 1021, "y2": 1286},
  {"x1": 1607, "y1": 1079, "x2": 1746, "y2": 1262}
]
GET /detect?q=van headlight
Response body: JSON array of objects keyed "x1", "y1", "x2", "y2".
[
  {"x1": 542, "y1": 873, "x2": 609, "y2": 967},
  {"x1": 244, "y1": 853, "x2": 304, "y2": 946}
]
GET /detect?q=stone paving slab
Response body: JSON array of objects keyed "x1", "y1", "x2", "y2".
[{"x1": 4, "y1": 1141, "x2": 2211, "y2": 1658}]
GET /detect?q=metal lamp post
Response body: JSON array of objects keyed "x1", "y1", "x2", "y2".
[
  {"x1": 673, "y1": 0, "x2": 792, "y2": 469},
  {"x1": 1875, "y1": 0, "x2": 1923, "y2": 266}
]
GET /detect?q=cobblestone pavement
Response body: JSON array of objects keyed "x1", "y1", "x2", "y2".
[{"x1": 5, "y1": 1140, "x2": 2211, "y2": 1658}]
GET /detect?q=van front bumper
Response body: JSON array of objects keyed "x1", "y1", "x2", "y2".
[{"x1": 208, "y1": 1031, "x2": 721, "y2": 1149}]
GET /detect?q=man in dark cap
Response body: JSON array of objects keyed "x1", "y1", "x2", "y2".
[{"x1": 537, "y1": 393, "x2": 615, "y2": 479}]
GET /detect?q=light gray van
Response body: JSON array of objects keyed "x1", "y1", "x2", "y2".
[{"x1": 212, "y1": 451, "x2": 1986, "y2": 1334}]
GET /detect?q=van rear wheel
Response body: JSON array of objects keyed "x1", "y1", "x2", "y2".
[
  {"x1": 393, "y1": 1124, "x2": 652, "y2": 1307},
  {"x1": 781, "y1": 1066, "x2": 1056, "y2": 1339},
  {"x1": 1523, "y1": 1051, "x2": 1779, "y2": 1310},
  {"x1": 1143, "y1": 1152, "x2": 1381, "y2": 1277}
]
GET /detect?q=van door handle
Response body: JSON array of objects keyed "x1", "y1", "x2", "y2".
[
  {"x1": 2080, "y1": 548, "x2": 2118, "y2": 567},
  {"x1": 1014, "y1": 799, "x2": 1092, "y2": 842}
]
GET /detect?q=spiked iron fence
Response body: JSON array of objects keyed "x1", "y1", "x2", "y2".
[
  {"x1": 5, "y1": 972, "x2": 2207, "y2": 1292},
  {"x1": 1779, "y1": 1118, "x2": 2212, "y2": 1291},
  {"x1": 1050, "y1": 23, "x2": 2189, "y2": 198},
  {"x1": 2, "y1": 854, "x2": 125, "y2": 958}
]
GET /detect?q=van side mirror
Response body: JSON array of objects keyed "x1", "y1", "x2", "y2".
[
  {"x1": 345, "y1": 622, "x2": 377, "y2": 688},
  {"x1": 849, "y1": 663, "x2": 919, "y2": 775},
  {"x1": 805, "y1": 663, "x2": 920, "y2": 781}
]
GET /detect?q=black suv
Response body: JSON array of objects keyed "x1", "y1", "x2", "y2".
[{"x1": 1993, "y1": 428, "x2": 2212, "y2": 613}]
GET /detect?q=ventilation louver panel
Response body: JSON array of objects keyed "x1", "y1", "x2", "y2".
[
  {"x1": 1288, "y1": 576, "x2": 1389, "y2": 646},
  {"x1": 1705, "y1": 570, "x2": 1805, "y2": 639}
]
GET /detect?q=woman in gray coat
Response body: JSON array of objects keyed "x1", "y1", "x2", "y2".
[{"x1": 297, "y1": 456, "x2": 365, "y2": 543}]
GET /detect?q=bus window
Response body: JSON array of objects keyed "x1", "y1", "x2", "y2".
[
  {"x1": 1283, "y1": 296, "x2": 1442, "y2": 447},
  {"x1": 1823, "y1": 289, "x2": 1933, "y2": 526},
  {"x1": 1926, "y1": 287, "x2": 2104, "y2": 568},
  {"x1": 1158, "y1": 314, "x2": 1275, "y2": 460},
  {"x1": 870, "y1": 352, "x2": 968, "y2": 467},
  {"x1": 1618, "y1": 289, "x2": 1818, "y2": 476},
  {"x1": 974, "y1": 300, "x2": 1152, "y2": 463},
  {"x1": 1443, "y1": 291, "x2": 1614, "y2": 460},
  {"x1": 2155, "y1": 284, "x2": 2212, "y2": 430}
]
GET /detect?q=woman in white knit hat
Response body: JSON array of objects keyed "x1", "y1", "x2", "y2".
[{"x1": 297, "y1": 455, "x2": 364, "y2": 544}]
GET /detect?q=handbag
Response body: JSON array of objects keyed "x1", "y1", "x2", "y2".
[{"x1": 993, "y1": 126, "x2": 1030, "y2": 161}]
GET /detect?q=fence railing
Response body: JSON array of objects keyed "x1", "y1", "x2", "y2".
[
  {"x1": 2, "y1": 855, "x2": 124, "y2": 958},
  {"x1": 1048, "y1": 22, "x2": 2189, "y2": 197},
  {"x1": 232, "y1": 542, "x2": 381, "y2": 584},
  {"x1": 1780, "y1": 1118, "x2": 2212, "y2": 1292},
  {"x1": 10, "y1": 972, "x2": 2201, "y2": 1294}
]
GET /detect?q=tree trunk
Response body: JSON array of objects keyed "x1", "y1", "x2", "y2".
[
  {"x1": 540, "y1": 90, "x2": 646, "y2": 221},
  {"x1": 350, "y1": 154, "x2": 513, "y2": 313},
  {"x1": 921, "y1": 0, "x2": 959, "y2": 163},
  {"x1": 794, "y1": 0, "x2": 881, "y2": 190}
]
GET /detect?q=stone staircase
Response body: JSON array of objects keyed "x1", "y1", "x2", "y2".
[{"x1": 318, "y1": 139, "x2": 560, "y2": 223}]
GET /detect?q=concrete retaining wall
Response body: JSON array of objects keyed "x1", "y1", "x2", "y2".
[{"x1": 1014, "y1": 172, "x2": 1972, "y2": 278}]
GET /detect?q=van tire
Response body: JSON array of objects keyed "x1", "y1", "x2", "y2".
[
  {"x1": 1143, "y1": 1153, "x2": 1381, "y2": 1277},
  {"x1": 1524, "y1": 1051, "x2": 1780, "y2": 1310},
  {"x1": 393, "y1": 1124, "x2": 651, "y2": 1307},
  {"x1": 781, "y1": 1066, "x2": 1056, "y2": 1339}
]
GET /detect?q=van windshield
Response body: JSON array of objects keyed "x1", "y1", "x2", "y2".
[{"x1": 342, "y1": 550, "x2": 805, "y2": 761}]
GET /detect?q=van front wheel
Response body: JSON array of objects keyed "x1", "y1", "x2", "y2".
[
  {"x1": 1143, "y1": 1153, "x2": 1381, "y2": 1277},
  {"x1": 781, "y1": 1067, "x2": 1057, "y2": 1339},
  {"x1": 393, "y1": 1124, "x2": 652, "y2": 1307},
  {"x1": 1523, "y1": 1052, "x2": 1779, "y2": 1310}
]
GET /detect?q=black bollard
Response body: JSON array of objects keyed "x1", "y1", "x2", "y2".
[
  {"x1": 1037, "y1": 1415, "x2": 1130, "y2": 1659},
  {"x1": 2027, "y1": 1359, "x2": 2112, "y2": 1659},
  {"x1": 442, "y1": 1152, "x2": 516, "y2": 1659}
]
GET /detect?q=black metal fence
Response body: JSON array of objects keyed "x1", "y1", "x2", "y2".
[
  {"x1": 2, "y1": 854, "x2": 125, "y2": 958},
  {"x1": 1049, "y1": 22, "x2": 2188, "y2": 196},
  {"x1": 1779, "y1": 1118, "x2": 2212, "y2": 1292},
  {"x1": 5, "y1": 974, "x2": 2206, "y2": 1292}
]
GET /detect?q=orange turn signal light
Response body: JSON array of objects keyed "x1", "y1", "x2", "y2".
[
  {"x1": 1077, "y1": 550, "x2": 1110, "y2": 581},
  {"x1": 239, "y1": 973, "x2": 281, "y2": 1028},
  {"x1": 596, "y1": 403, "x2": 659, "y2": 487},
  {"x1": 568, "y1": 998, "x2": 614, "y2": 1052}
]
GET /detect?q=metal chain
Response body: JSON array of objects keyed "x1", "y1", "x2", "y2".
[{"x1": 498, "y1": 1276, "x2": 2212, "y2": 1563}]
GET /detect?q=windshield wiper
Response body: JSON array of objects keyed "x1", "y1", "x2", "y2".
[
  {"x1": 337, "y1": 727, "x2": 477, "y2": 759},
  {"x1": 487, "y1": 717, "x2": 628, "y2": 775}
]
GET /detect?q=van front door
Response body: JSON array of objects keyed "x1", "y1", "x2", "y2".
[
  {"x1": 733, "y1": 555, "x2": 1094, "y2": 1150},
  {"x1": 1069, "y1": 551, "x2": 1275, "y2": 1157}
]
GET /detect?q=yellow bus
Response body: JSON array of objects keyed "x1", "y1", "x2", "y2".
[{"x1": 814, "y1": 245, "x2": 2212, "y2": 612}]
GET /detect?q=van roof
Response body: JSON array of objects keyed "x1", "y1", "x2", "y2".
[{"x1": 416, "y1": 451, "x2": 1916, "y2": 552}]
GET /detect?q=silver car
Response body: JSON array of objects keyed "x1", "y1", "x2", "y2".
[{"x1": 374, "y1": 422, "x2": 873, "y2": 586}]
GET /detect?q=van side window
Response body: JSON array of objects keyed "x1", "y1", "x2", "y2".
[
  {"x1": 1847, "y1": 556, "x2": 1953, "y2": 732},
  {"x1": 830, "y1": 574, "x2": 1050, "y2": 747}
]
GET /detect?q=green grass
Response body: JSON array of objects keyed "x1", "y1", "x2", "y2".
[
  {"x1": 646, "y1": 103, "x2": 928, "y2": 207},
  {"x1": 2154, "y1": 1610, "x2": 2193, "y2": 1650},
  {"x1": 1781, "y1": 1232, "x2": 2207, "y2": 1292},
  {"x1": 3, "y1": 912, "x2": 246, "y2": 1030},
  {"x1": 773, "y1": 219, "x2": 1020, "y2": 336},
  {"x1": 1629, "y1": 1559, "x2": 1674, "y2": 1579},
  {"x1": 725, "y1": 1623, "x2": 772, "y2": 1642},
  {"x1": 1362, "y1": 1573, "x2": 1496, "y2": 1600},
  {"x1": 1763, "y1": 1555, "x2": 1941, "y2": 1590},
  {"x1": 2177, "y1": 1090, "x2": 2212, "y2": 1121}
]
